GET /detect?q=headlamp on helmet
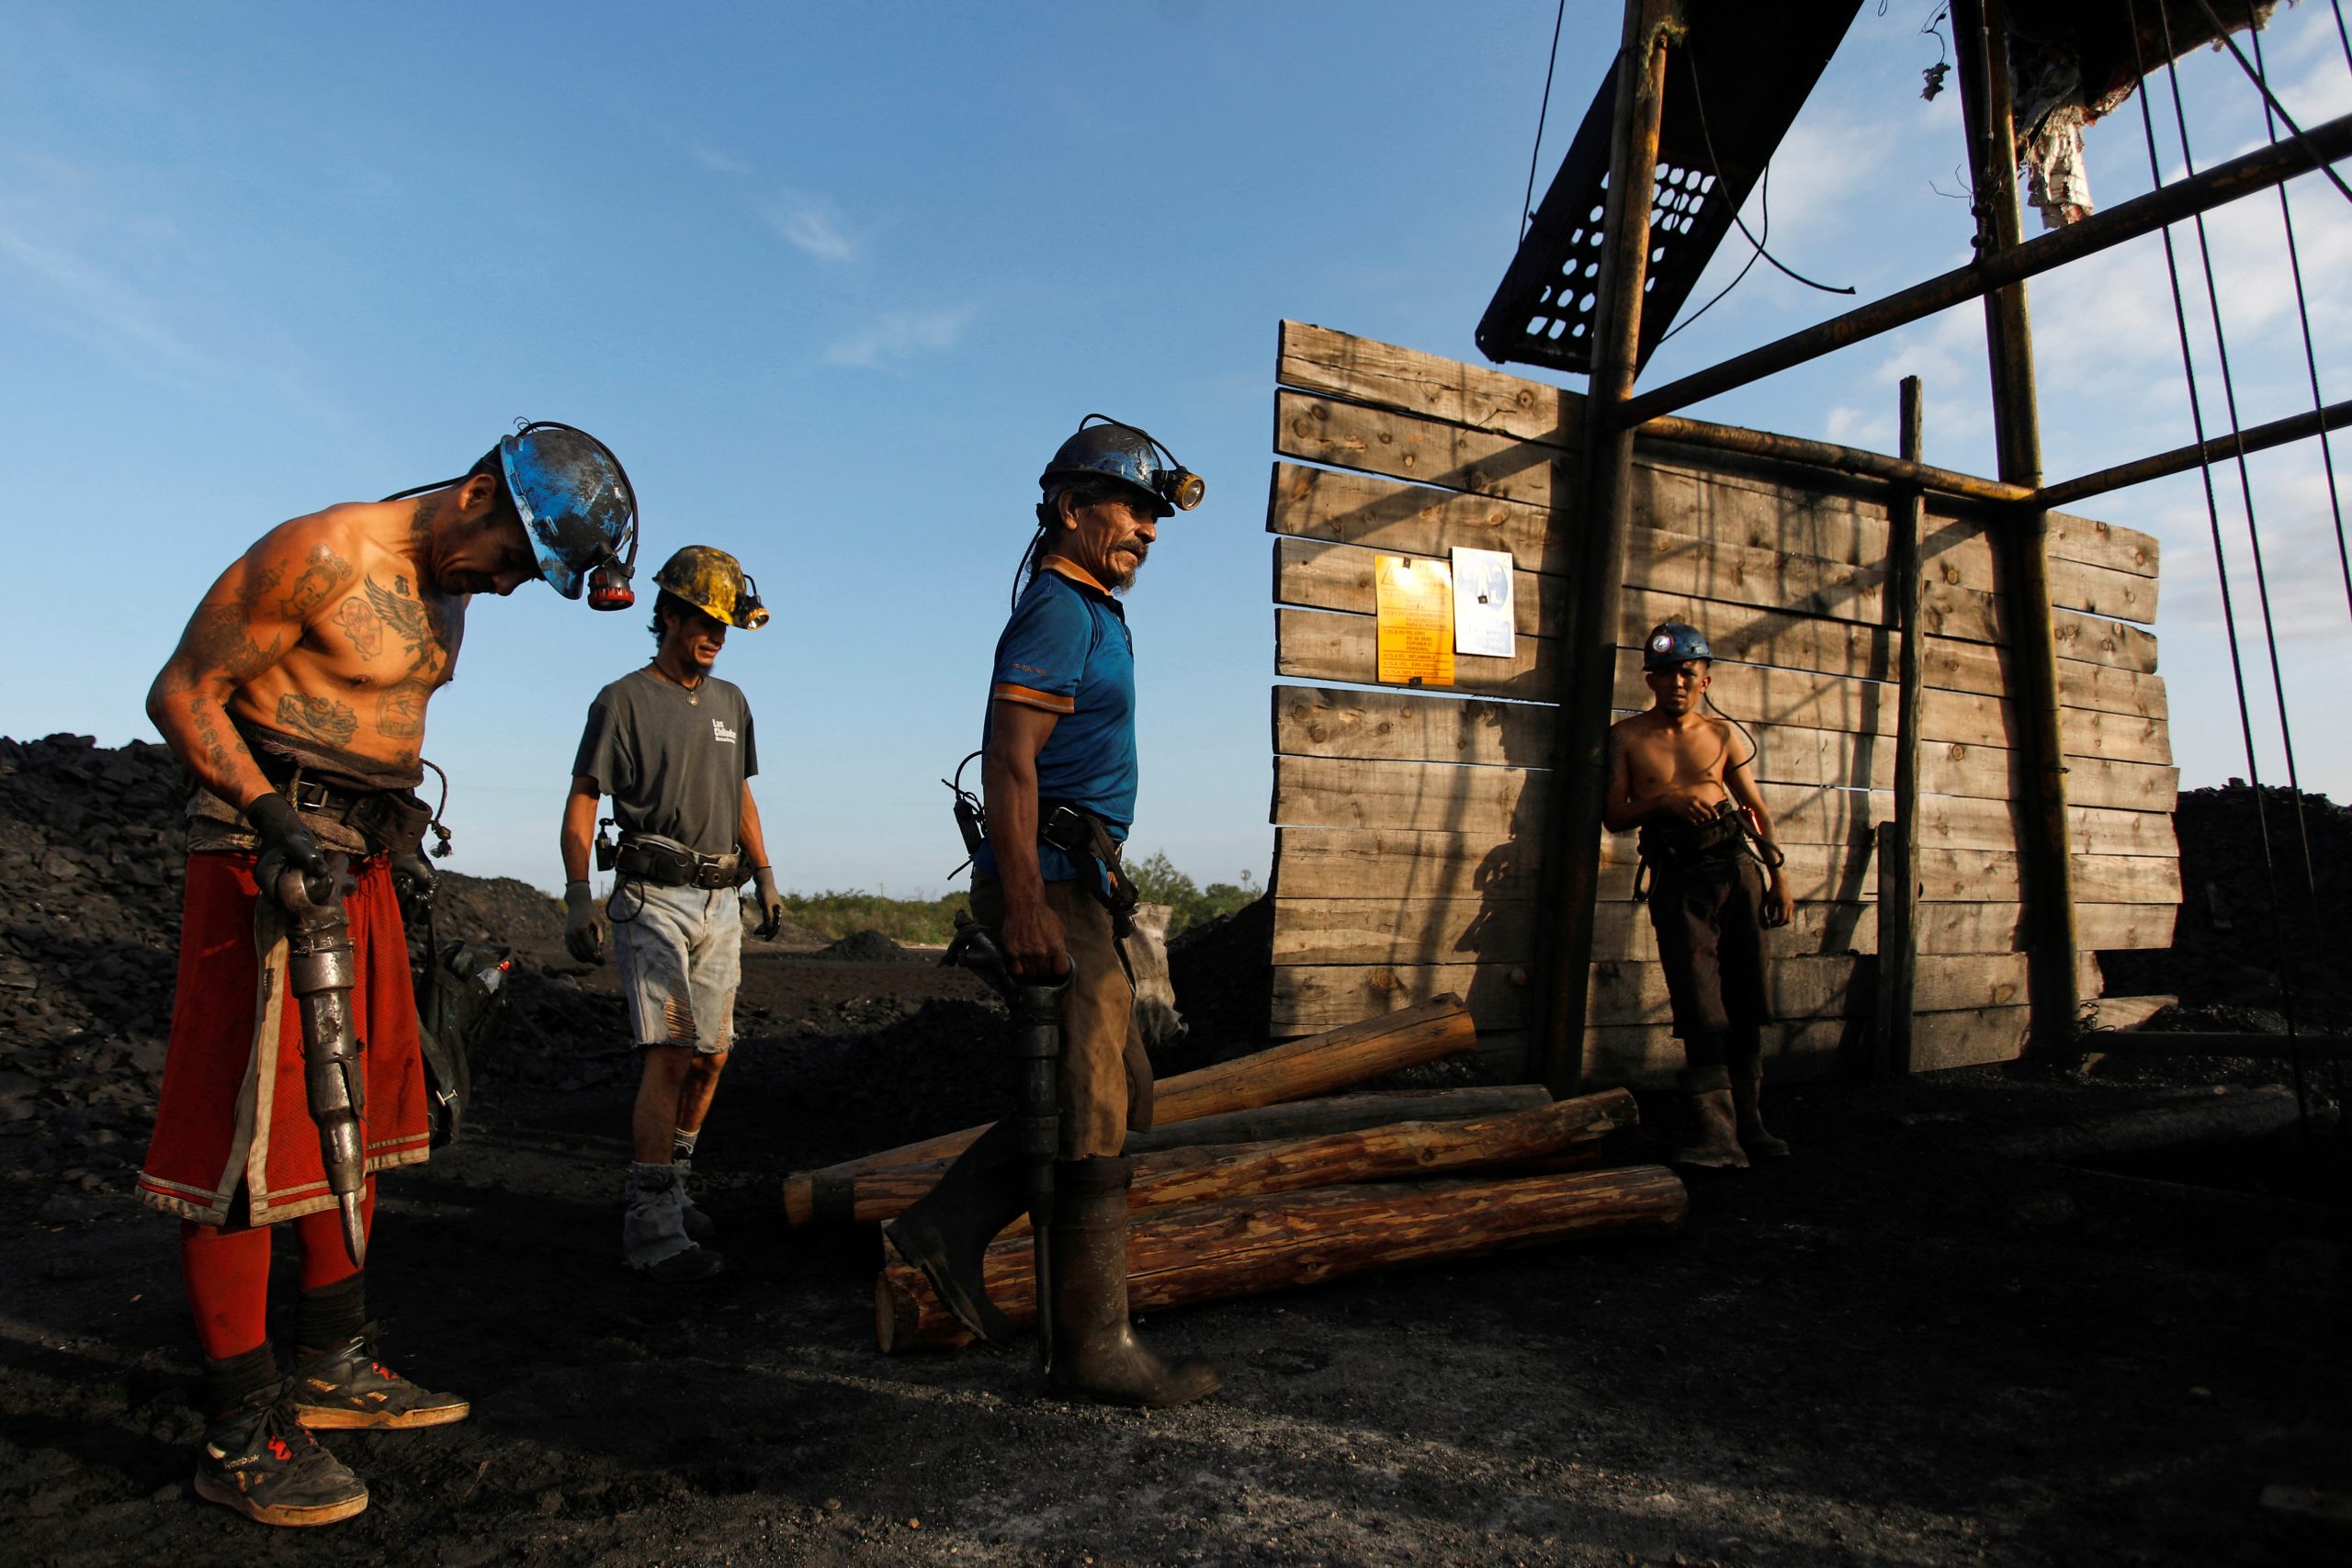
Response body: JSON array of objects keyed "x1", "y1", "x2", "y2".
[
  {"x1": 1643, "y1": 621, "x2": 1713, "y2": 671},
  {"x1": 651, "y1": 546, "x2": 769, "y2": 632},
  {"x1": 1039, "y1": 414, "x2": 1205, "y2": 520},
  {"x1": 499, "y1": 421, "x2": 639, "y2": 607}
]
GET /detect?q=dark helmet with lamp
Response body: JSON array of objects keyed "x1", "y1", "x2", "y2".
[
  {"x1": 1037, "y1": 414, "x2": 1205, "y2": 520},
  {"x1": 650, "y1": 546, "x2": 769, "y2": 631},
  {"x1": 380, "y1": 420, "x2": 642, "y2": 609},
  {"x1": 1643, "y1": 621, "x2": 1713, "y2": 670}
]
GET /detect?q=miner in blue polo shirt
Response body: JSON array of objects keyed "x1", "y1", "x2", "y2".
[{"x1": 886, "y1": 415, "x2": 1220, "y2": 1407}]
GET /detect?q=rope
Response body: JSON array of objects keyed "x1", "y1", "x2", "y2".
[{"x1": 2126, "y1": 0, "x2": 2316, "y2": 1138}]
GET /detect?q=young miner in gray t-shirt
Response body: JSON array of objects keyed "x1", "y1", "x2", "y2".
[{"x1": 557, "y1": 547, "x2": 786, "y2": 1281}]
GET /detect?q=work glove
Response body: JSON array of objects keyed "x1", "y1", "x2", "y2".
[
  {"x1": 245, "y1": 793, "x2": 329, "y2": 898},
  {"x1": 750, "y1": 866, "x2": 785, "y2": 942},
  {"x1": 390, "y1": 840, "x2": 436, "y2": 902},
  {"x1": 564, "y1": 880, "x2": 609, "y2": 965}
]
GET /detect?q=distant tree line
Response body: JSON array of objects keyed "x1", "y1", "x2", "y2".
[{"x1": 761, "y1": 853, "x2": 1261, "y2": 947}]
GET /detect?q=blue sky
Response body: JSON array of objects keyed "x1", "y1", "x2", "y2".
[{"x1": 4, "y1": 3, "x2": 2346, "y2": 896}]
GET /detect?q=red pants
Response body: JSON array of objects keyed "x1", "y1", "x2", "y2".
[{"x1": 137, "y1": 852, "x2": 431, "y2": 1225}]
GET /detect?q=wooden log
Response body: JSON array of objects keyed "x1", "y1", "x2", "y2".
[
  {"x1": 1984, "y1": 1084, "x2": 2303, "y2": 1163},
  {"x1": 875, "y1": 1166, "x2": 1689, "y2": 1351},
  {"x1": 780, "y1": 996, "x2": 1478, "y2": 1226},
  {"x1": 844, "y1": 1085, "x2": 1555, "y2": 1224},
  {"x1": 985, "y1": 1090, "x2": 1638, "y2": 1240}
]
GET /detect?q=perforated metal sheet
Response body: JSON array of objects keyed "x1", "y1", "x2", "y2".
[{"x1": 1476, "y1": 0, "x2": 1861, "y2": 377}]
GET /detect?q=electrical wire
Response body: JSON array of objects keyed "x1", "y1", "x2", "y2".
[
  {"x1": 2247, "y1": 18, "x2": 2352, "y2": 624},
  {"x1": 1519, "y1": 0, "x2": 1569, "y2": 244},
  {"x1": 2125, "y1": 0, "x2": 2319, "y2": 1138},
  {"x1": 1682, "y1": 49, "x2": 1858, "y2": 299},
  {"x1": 2187, "y1": 0, "x2": 2352, "y2": 209}
]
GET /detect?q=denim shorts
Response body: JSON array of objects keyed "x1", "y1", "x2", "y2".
[{"x1": 609, "y1": 880, "x2": 742, "y2": 1055}]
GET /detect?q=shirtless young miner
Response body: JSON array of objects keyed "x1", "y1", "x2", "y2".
[
  {"x1": 138, "y1": 423, "x2": 640, "y2": 1527},
  {"x1": 1604, "y1": 622, "x2": 1797, "y2": 1170}
]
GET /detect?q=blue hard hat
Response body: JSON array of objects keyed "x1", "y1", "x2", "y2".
[
  {"x1": 1643, "y1": 621, "x2": 1712, "y2": 670},
  {"x1": 1039, "y1": 415, "x2": 1204, "y2": 518},
  {"x1": 498, "y1": 422, "x2": 637, "y2": 600}
]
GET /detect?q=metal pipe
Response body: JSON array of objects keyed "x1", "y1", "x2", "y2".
[
  {"x1": 1634, "y1": 413, "x2": 2034, "y2": 504},
  {"x1": 2036, "y1": 394, "x2": 2352, "y2": 509},
  {"x1": 1620, "y1": 108, "x2": 2352, "y2": 425},
  {"x1": 1534, "y1": 0, "x2": 1677, "y2": 1097},
  {"x1": 1875, "y1": 377, "x2": 1927, "y2": 1077}
]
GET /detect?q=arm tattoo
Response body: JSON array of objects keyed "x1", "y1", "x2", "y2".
[
  {"x1": 279, "y1": 544, "x2": 355, "y2": 619},
  {"x1": 276, "y1": 692, "x2": 358, "y2": 749},
  {"x1": 183, "y1": 602, "x2": 285, "y2": 684}
]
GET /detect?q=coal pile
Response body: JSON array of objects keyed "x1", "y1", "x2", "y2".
[
  {"x1": 1161, "y1": 893, "x2": 1275, "y2": 1073},
  {"x1": 730, "y1": 995, "x2": 1011, "y2": 1168},
  {"x1": 0, "y1": 734, "x2": 628, "y2": 1190},
  {"x1": 2100, "y1": 783, "x2": 2352, "y2": 1027},
  {"x1": 813, "y1": 929, "x2": 920, "y2": 963}
]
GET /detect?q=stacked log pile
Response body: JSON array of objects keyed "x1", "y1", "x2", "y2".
[{"x1": 775, "y1": 994, "x2": 1688, "y2": 1352}]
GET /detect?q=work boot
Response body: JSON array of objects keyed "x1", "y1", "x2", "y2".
[
  {"x1": 194, "y1": 1380, "x2": 370, "y2": 1528},
  {"x1": 1672, "y1": 1066, "x2": 1750, "y2": 1170},
  {"x1": 1048, "y1": 1156, "x2": 1221, "y2": 1407},
  {"x1": 1728, "y1": 1061, "x2": 1791, "y2": 1158},
  {"x1": 673, "y1": 1156, "x2": 718, "y2": 1244},
  {"x1": 624, "y1": 1161, "x2": 725, "y2": 1281},
  {"x1": 884, "y1": 1119, "x2": 1025, "y2": 1344},
  {"x1": 288, "y1": 1328, "x2": 470, "y2": 1430}
]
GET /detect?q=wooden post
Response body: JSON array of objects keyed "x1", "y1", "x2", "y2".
[
  {"x1": 1954, "y1": 0, "x2": 2079, "y2": 1055},
  {"x1": 1875, "y1": 377, "x2": 1927, "y2": 1075},
  {"x1": 1533, "y1": 0, "x2": 1678, "y2": 1096}
]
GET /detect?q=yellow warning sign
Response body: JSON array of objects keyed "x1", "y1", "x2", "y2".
[{"x1": 1374, "y1": 554, "x2": 1455, "y2": 687}]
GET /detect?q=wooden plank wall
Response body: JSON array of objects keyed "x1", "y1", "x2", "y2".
[{"x1": 1264, "y1": 321, "x2": 2181, "y2": 1085}]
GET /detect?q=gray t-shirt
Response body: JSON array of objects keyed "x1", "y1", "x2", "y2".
[{"x1": 571, "y1": 668, "x2": 759, "y2": 856}]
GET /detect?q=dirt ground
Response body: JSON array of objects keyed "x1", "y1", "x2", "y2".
[
  {"x1": 4, "y1": 739, "x2": 2349, "y2": 1565},
  {"x1": 5, "y1": 950, "x2": 2348, "y2": 1566}
]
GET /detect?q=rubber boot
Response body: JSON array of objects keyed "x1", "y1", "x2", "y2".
[
  {"x1": 673, "y1": 1156, "x2": 718, "y2": 1244},
  {"x1": 1728, "y1": 1060, "x2": 1791, "y2": 1158},
  {"x1": 1048, "y1": 1156, "x2": 1221, "y2": 1408},
  {"x1": 1672, "y1": 1066, "x2": 1749, "y2": 1169},
  {"x1": 884, "y1": 1119, "x2": 1024, "y2": 1343},
  {"x1": 624, "y1": 1162, "x2": 724, "y2": 1281}
]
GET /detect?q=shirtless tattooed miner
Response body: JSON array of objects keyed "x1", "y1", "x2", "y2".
[{"x1": 138, "y1": 423, "x2": 641, "y2": 1528}]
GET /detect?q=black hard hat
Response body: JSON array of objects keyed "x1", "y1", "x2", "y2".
[{"x1": 1038, "y1": 415, "x2": 1204, "y2": 518}]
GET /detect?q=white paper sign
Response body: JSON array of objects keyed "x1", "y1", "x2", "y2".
[{"x1": 1450, "y1": 547, "x2": 1517, "y2": 659}]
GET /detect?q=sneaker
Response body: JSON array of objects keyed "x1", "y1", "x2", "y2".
[
  {"x1": 625, "y1": 1163, "x2": 725, "y2": 1281},
  {"x1": 288, "y1": 1329, "x2": 470, "y2": 1431},
  {"x1": 674, "y1": 1157, "x2": 718, "y2": 1245},
  {"x1": 194, "y1": 1382, "x2": 369, "y2": 1528}
]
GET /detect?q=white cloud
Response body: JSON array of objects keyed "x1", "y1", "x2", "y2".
[
  {"x1": 823, "y1": 306, "x2": 978, "y2": 369},
  {"x1": 689, "y1": 143, "x2": 753, "y2": 175},
  {"x1": 757, "y1": 192, "x2": 858, "y2": 262}
]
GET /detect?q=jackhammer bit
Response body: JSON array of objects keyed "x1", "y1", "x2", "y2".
[
  {"x1": 268, "y1": 852, "x2": 369, "y2": 1268},
  {"x1": 945, "y1": 912, "x2": 1070, "y2": 1370}
]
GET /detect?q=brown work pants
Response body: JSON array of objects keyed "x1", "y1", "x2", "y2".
[
  {"x1": 1644, "y1": 854, "x2": 1770, "y2": 1071},
  {"x1": 971, "y1": 873, "x2": 1152, "y2": 1158}
]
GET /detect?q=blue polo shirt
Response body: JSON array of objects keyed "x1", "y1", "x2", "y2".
[{"x1": 975, "y1": 558, "x2": 1137, "y2": 886}]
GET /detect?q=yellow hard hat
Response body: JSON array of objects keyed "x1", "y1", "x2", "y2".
[{"x1": 651, "y1": 546, "x2": 768, "y2": 630}]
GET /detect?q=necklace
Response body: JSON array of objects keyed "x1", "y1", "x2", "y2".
[{"x1": 650, "y1": 661, "x2": 703, "y2": 705}]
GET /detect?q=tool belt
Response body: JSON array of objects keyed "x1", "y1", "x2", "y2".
[
  {"x1": 187, "y1": 776, "x2": 432, "y2": 858},
  {"x1": 1037, "y1": 800, "x2": 1139, "y2": 938},
  {"x1": 613, "y1": 829, "x2": 744, "y2": 890}
]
